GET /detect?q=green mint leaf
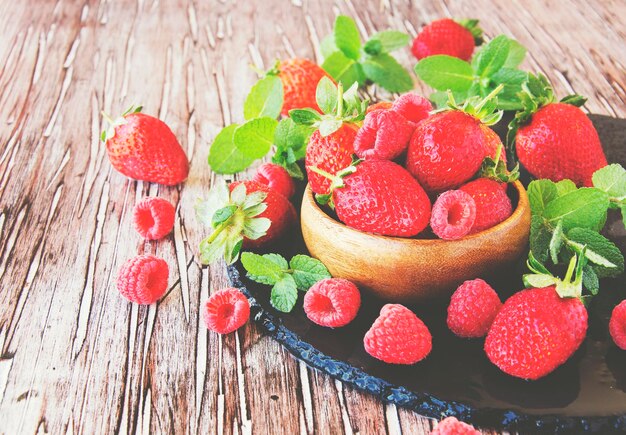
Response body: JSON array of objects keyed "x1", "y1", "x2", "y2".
[
  {"x1": 243, "y1": 75, "x2": 284, "y2": 120},
  {"x1": 490, "y1": 68, "x2": 527, "y2": 109},
  {"x1": 212, "y1": 205, "x2": 237, "y2": 228},
  {"x1": 530, "y1": 215, "x2": 552, "y2": 263},
  {"x1": 289, "y1": 255, "x2": 331, "y2": 291},
  {"x1": 503, "y1": 39, "x2": 527, "y2": 68},
  {"x1": 555, "y1": 179, "x2": 577, "y2": 197},
  {"x1": 361, "y1": 53, "x2": 413, "y2": 93},
  {"x1": 363, "y1": 39, "x2": 382, "y2": 56},
  {"x1": 270, "y1": 274, "x2": 298, "y2": 312},
  {"x1": 415, "y1": 55, "x2": 475, "y2": 92},
  {"x1": 322, "y1": 51, "x2": 366, "y2": 88},
  {"x1": 543, "y1": 188, "x2": 609, "y2": 231},
  {"x1": 549, "y1": 219, "x2": 564, "y2": 264},
  {"x1": 320, "y1": 34, "x2": 339, "y2": 59},
  {"x1": 289, "y1": 108, "x2": 322, "y2": 125},
  {"x1": 474, "y1": 35, "x2": 510, "y2": 78},
  {"x1": 527, "y1": 179, "x2": 558, "y2": 216},
  {"x1": 241, "y1": 252, "x2": 287, "y2": 285},
  {"x1": 233, "y1": 117, "x2": 278, "y2": 159},
  {"x1": 282, "y1": 162, "x2": 304, "y2": 180},
  {"x1": 567, "y1": 228, "x2": 624, "y2": 277},
  {"x1": 592, "y1": 164, "x2": 626, "y2": 199},
  {"x1": 621, "y1": 204, "x2": 626, "y2": 229},
  {"x1": 367, "y1": 30, "x2": 410, "y2": 53},
  {"x1": 208, "y1": 124, "x2": 256, "y2": 174},
  {"x1": 582, "y1": 264, "x2": 599, "y2": 295},
  {"x1": 334, "y1": 15, "x2": 361, "y2": 60},
  {"x1": 316, "y1": 76, "x2": 338, "y2": 114},
  {"x1": 273, "y1": 118, "x2": 311, "y2": 169}
]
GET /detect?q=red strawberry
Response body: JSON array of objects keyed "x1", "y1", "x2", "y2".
[
  {"x1": 406, "y1": 109, "x2": 499, "y2": 193},
  {"x1": 609, "y1": 300, "x2": 626, "y2": 350},
  {"x1": 353, "y1": 109, "x2": 414, "y2": 160},
  {"x1": 317, "y1": 160, "x2": 431, "y2": 237},
  {"x1": 303, "y1": 278, "x2": 361, "y2": 327},
  {"x1": 116, "y1": 255, "x2": 169, "y2": 305},
  {"x1": 480, "y1": 123, "x2": 506, "y2": 163},
  {"x1": 460, "y1": 178, "x2": 512, "y2": 233},
  {"x1": 485, "y1": 286, "x2": 588, "y2": 380},
  {"x1": 432, "y1": 417, "x2": 481, "y2": 435},
  {"x1": 305, "y1": 124, "x2": 357, "y2": 195},
  {"x1": 229, "y1": 181, "x2": 296, "y2": 248},
  {"x1": 411, "y1": 18, "x2": 482, "y2": 61},
  {"x1": 203, "y1": 288, "x2": 250, "y2": 334},
  {"x1": 102, "y1": 106, "x2": 189, "y2": 185},
  {"x1": 276, "y1": 58, "x2": 334, "y2": 116},
  {"x1": 447, "y1": 279, "x2": 502, "y2": 338},
  {"x1": 364, "y1": 304, "x2": 432, "y2": 365},
  {"x1": 252, "y1": 163, "x2": 296, "y2": 199}
]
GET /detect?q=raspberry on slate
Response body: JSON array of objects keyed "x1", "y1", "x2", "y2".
[
  {"x1": 610, "y1": 300, "x2": 626, "y2": 350},
  {"x1": 447, "y1": 279, "x2": 502, "y2": 338},
  {"x1": 430, "y1": 190, "x2": 476, "y2": 240},
  {"x1": 133, "y1": 197, "x2": 176, "y2": 240},
  {"x1": 390, "y1": 92, "x2": 432, "y2": 127},
  {"x1": 459, "y1": 178, "x2": 512, "y2": 233},
  {"x1": 203, "y1": 288, "x2": 250, "y2": 334},
  {"x1": 303, "y1": 278, "x2": 361, "y2": 328},
  {"x1": 116, "y1": 254, "x2": 169, "y2": 305},
  {"x1": 252, "y1": 162, "x2": 296, "y2": 199},
  {"x1": 353, "y1": 109, "x2": 414, "y2": 161},
  {"x1": 363, "y1": 304, "x2": 432, "y2": 365},
  {"x1": 431, "y1": 416, "x2": 481, "y2": 435},
  {"x1": 411, "y1": 18, "x2": 479, "y2": 61}
]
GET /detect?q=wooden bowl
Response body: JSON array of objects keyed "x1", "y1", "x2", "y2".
[{"x1": 301, "y1": 181, "x2": 531, "y2": 303}]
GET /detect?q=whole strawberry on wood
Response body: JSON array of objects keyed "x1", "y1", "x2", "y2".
[
  {"x1": 508, "y1": 73, "x2": 607, "y2": 187},
  {"x1": 411, "y1": 18, "x2": 483, "y2": 61},
  {"x1": 101, "y1": 105, "x2": 189, "y2": 185}
]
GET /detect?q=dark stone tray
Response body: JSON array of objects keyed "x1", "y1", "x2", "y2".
[{"x1": 227, "y1": 115, "x2": 626, "y2": 434}]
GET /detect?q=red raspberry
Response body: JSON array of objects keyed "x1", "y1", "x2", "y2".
[
  {"x1": 411, "y1": 18, "x2": 476, "y2": 61},
  {"x1": 391, "y1": 93, "x2": 432, "y2": 126},
  {"x1": 252, "y1": 162, "x2": 296, "y2": 199},
  {"x1": 447, "y1": 279, "x2": 502, "y2": 338},
  {"x1": 202, "y1": 288, "x2": 250, "y2": 334},
  {"x1": 363, "y1": 304, "x2": 432, "y2": 365},
  {"x1": 610, "y1": 300, "x2": 626, "y2": 350},
  {"x1": 354, "y1": 109, "x2": 414, "y2": 160},
  {"x1": 431, "y1": 417, "x2": 481, "y2": 435},
  {"x1": 116, "y1": 255, "x2": 169, "y2": 304},
  {"x1": 430, "y1": 190, "x2": 476, "y2": 240},
  {"x1": 133, "y1": 197, "x2": 176, "y2": 240},
  {"x1": 303, "y1": 278, "x2": 361, "y2": 327},
  {"x1": 460, "y1": 178, "x2": 512, "y2": 233},
  {"x1": 366, "y1": 101, "x2": 393, "y2": 114}
]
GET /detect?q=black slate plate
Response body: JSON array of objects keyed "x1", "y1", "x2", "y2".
[{"x1": 227, "y1": 115, "x2": 626, "y2": 434}]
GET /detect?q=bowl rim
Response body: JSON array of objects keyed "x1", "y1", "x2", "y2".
[{"x1": 302, "y1": 179, "x2": 530, "y2": 246}]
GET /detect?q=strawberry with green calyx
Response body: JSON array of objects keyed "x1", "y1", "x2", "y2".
[
  {"x1": 195, "y1": 180, "x2": 296, "y2": 265},
  {"x1": 478, "y1": 143, "x2": 519, "y2": 184},
  {"x1": 310, "y1": 159, "x2": 432, "y2": 237},
  {"x1": 101, "y1": 105, "x2": 189, "y2": 185},
  {"x1": 508, "y1": 73, "x2": 607, "y2": 186},
  {"x1": 406, "y1": 85, "x2": 505, "y2": 193}
]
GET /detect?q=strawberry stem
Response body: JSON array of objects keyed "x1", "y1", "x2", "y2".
[
  {"x1": 206, "y1": 217, "x2": 232, "y2": 244},
  {"x1": 474, "y1": 84, "x2": 504, "y2": 112}
]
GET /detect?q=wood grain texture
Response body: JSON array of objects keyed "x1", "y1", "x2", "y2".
[{"x1": 0, "y1": 0, "x2": 624, "y2": 434}]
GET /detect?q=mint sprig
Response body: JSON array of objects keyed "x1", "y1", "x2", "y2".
[
  {"x1": 241, "y1": 252, "x2": 331, "y2": 312},
  {"x1": 321, "y1": 15, "x2": 412, "y2": 93}
]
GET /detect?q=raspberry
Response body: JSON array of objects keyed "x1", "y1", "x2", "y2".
[
  {"x1": 252, "y1": 162, "x2": 296, "y2": 199},
  {"x1": 353, "y1": 109, "x2": 414, "y2": 160},
  {"x1": 133, "y1": 197, "x2": 176, "y2": 240},
  {"x1": 431, "y1": 417, "x2": 481, "y2": 435},
  {"x1": 391, "y1": 93, "x2": 432, "y2": 126},
  {"x1": 460, "y1": 178, "x2": 512, "y2": 233},
  {"x1": 366, "y1": 101, "x2": 393, "y2": 114},
  {"x1": 203, "y1": 288, "x2": 250, "y2": 334},
  {"x1": 363, "y1": 304, "x2": 432, "y2": 365},
  {"x1": 430, "y1": 190, "x2": 476, "y2": 240},
  {"x1": 303, "y1": 278, "x2": 361, "y2": 327},
  {"x1": 116, "y1": 255, "x2": 169, "y2": 305},
  {"x1": 609, "y1": 300, "x2": 626, "y2": 350},
  {"x1": 447, "y1": 279, "x2": 502, "y2": 338}
]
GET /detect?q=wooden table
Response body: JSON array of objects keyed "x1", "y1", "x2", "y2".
[{"x1": 0, "y1": 0, "x2": 624, "y2": 433}]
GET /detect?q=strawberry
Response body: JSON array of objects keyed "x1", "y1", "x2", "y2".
[
  {"x1": 485, "y1": 285, "x2": 588, "y2": 380},
  {"x1": 447, "y1": 279, "x2": 502, "y2": 338},
  {"x1": 306, "y1": 125, "x2": 357, "y2": 195},
  {"x1": 195, "y1": 180, "x2": 296, "y2": 264},
  {"x1": 610, "y1": 300, "x2": 626, "y2": 350},
  {"x1": 459, "y1": 178, "x2": 512, "y2": 233},
  {"x1": 406, "y1": 90, "x2": 504, "y2": 193},
  {"x1": 411, "y1": 18, "x2": 483, "y2": 61},
  {"x1": 312, "y1": 160, "x2": 431, "y2": 237},
  {"x1": 101, "y1": 105, "x2": 189, "y2": 185},
  {"x1": 252, "y1": 162, "x2": 296, "y2": 199},
  {"x1": 510, "y1": 73, "x2": 607, "y2": 187},
  {"x1": 272, "y1": 58, "x2": 334, "y2": 117}
]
